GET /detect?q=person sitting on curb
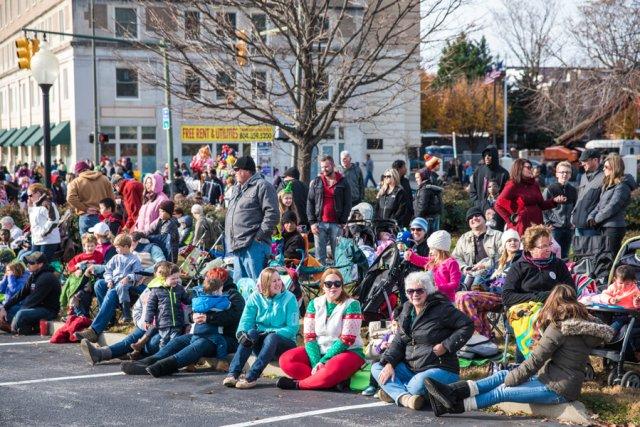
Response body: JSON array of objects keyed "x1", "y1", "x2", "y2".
[
  {"x1": 276, "y1": 268, "x2": 365, "y2": 390},
  {"x1": 223, "y1": 267, "x2": 299, "y2": 389},
  {"x1": 0, "y1": 252, "x2": 60, "y2": 334}
]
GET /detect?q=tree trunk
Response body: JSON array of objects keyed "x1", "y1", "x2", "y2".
[{"x1": 297, "y1": 141, "x2": 315, "y2": 185}]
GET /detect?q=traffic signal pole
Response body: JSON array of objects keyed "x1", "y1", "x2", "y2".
[
  {"x1": 161, "y1": 40, "x2": 174, "y2": 194},
  {"x1": 91, "y1": 0, "x2": 100, "y2": 166}
]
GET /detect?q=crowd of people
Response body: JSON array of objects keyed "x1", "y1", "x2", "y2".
[{"x1": 0, "y1": 145, "x2": 638, "y2": 418}]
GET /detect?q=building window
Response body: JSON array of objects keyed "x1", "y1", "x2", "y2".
[
  {"x1": 251, "y1": 13, "x2": 266, "y2": 42},
  {"x1": 216, "y1": 72, "x2": 234, "y2": 99},
  {"x1": 119, "y1": 126, "x2": 138, "y2": 140},
  {"x1": 115, "y1": 7, "x2": 137, "y2": 39},
  {"x1": 366, "y1": 138, "x2": 383, "y2": 150},
  {"x1": 141, "y1": 126, "x2": 156, "y2": 140},
  {"x1": 100, "y1": 126, "x2": 116, "y2": 140},
  {"x1": 185, "y1": 70, "x2": 201, "y2": 98},
  {"x1": 116, "y1": 68, "x2": 138, "y2": 98},
  {"x1": 252, "y1": 71, "x2": 266, "y2": 98},
  {"x1": 185, "y1": 11, "x2": 199, "y2": 40}
]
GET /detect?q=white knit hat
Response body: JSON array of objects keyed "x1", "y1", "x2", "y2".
[
  {"x1": 427, "y1": 230, "x2": 451, "y2": 252},
  {"x1": 501, "y1": 228, "x2": 521, "y2": 248}
]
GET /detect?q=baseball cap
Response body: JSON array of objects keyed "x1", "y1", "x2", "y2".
[
  {"x1": 24, "y1": 251, "x2": 47, "y2": 265},
  {"x1": 579, "y1": 149, "x2": 600, "y2": 162},
  {"x1": 88, "y1": 222, "x2": 111, "y2": 235}
]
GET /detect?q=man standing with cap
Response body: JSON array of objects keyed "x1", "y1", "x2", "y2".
[
  {"x1": 340, "y1": 151, "x2": 365, "y2": 205},
  {"x1": 111, "y1": 174, "x2": 143, "y2": 232},
  {"x1": 225, "y1": 156, "x2": 279, "y2": 282},
  {"x1": 277, "y1": 167, "x2": 309, "y2": 228},
  {"x1": 452, "y1": 206, "x2": 503, "y2": 277},
  {"x1": 572, "y1": 149, "x2": 604, "y2": 240},
  {"x1": 67, "y1": 161, "x2": 114, "y2": 234}
]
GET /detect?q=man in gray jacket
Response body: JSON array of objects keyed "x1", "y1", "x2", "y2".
[
  {"x1": 225, "y1": 156, "x2": 279, "y2": 282},
  {"x1": 340, "y1": 151, "x2": 365, "y2": 205},
  {"x1": 571, "y1": 150, "x2": 603, "y2": 238}
]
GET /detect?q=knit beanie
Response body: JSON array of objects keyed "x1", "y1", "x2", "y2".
[
  {"x1": 74, "y1": 161, "x2": 90, "y2": 174},
  {"x1": 159, "y1": 200, "x2": 175, "y2": 215},
  {"x1": 501, "y1": 228, "x2": 521, "y2": 248},
  {"x1": 410, "y1": 217, "x2": 429, "y2": 232},
  {"x1": 281, "y1": 210, "x2": 298, "y2": 224},
  {"x1": 427, "y1": 230, "x2": 451, "y2": 252}
]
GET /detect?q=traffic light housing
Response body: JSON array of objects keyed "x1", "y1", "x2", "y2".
[
  {"x1": 98, "y1": 133, "x2": 109, "y2": 143},
  {"x1": 235, "y1": 30, "x2": 248, "y2": 66},
  {"x1": 15, "y1": 37, "x2": 39, "y2": 70}
]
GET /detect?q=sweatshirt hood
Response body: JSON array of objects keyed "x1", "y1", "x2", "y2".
[
  {"x1": 481, "y1": 145, "x2": 500, "y2": 169},
  {"x1": 560, "y1": 318, "x2": 615, "y2": 344},
  {"x1": 144, "y1": 173, "x2": 165, "y2": 194},
  {"x1": 621, "y1": 173, "x2": 637, "y2": 191},
  {"x1": 80, "y1": 170, "x2": 106, "y2": 181}
]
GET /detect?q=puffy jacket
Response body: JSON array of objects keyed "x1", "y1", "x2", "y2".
[
  {"x1": 341, "y1": 164, "x2": 365, "y2": 204},
  {"x1": 307, "y1": 173, "x2": 352, "y2": 225},
  {"x1": 144, "y1": 280, "x2": 192, "y2": 329},
  {"x1": 452, "y1": 228, "x2": 503, "y2": 271},
  {"x1": 375, "y1": 186, "x2": 410, "y2": 226},
  {"x1": 571, "y1": 168, "x2": 604, "y2": 228},
  {"x1": 399, "y1": 176, "x2": 414, "y2": 225},
  {"x1": 414, "y1": 181, "x2": 443, "y2": 219},
  {"x1": 66, "y1": 170, "x2": 115, "y2": 215},
  {"x1": 469, "y1": 145, "x2": 510, "y2": 203},
  {"x1": 502, "y1": 254, "x2": 573, "y2": 308},
  {"x1": 505, "y1": 318, "x2": 614, "y2": 401},
  {"x1": 3, "y1": 265, "x2": 60, "y2": 314},
  {"x1": 237, "y1": 289, "x2": 299, "y2": 342},
  {"x1": 28, "y1": 194, "x2": 61, "y2": 246},
  {"x1": 202, "y1": 281, "x2": 245, "y2": 353},
  {"x1": 588, "y1": 174, "x2": 637, "y2": 228},
  {"x1": 380, "y1": 293, "x2": 473, "y2": 374},
  {"x1": 543, "y1": 183, "x2": 578, "y2": 229},
  {"x1": 149, "y1": 217, "x2": 180, "y2": 263},
  {"x1": 135, "y1": 173, "x2": 169, "y2": 234},
  {"x1": 120, "y1": 179, "x2": 143, "y2": 230},
  {"x1": 225, "y1": 173, "x2": 279, "y2": 253},
  {"x1": 494, "y1": 177, "x2": 556, "y2": 236},
  {"x1": 277, "y1": 178, "x2": 309, "y2": 227}
]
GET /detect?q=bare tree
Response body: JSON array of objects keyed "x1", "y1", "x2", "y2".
[{"x1": 136, "y1": 0, "x2": 463, "y2": 182}]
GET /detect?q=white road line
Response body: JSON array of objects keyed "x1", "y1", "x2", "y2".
[
  {"x1": 0, "y1": 372, "x2": 124, "y2": 386},
  {"x1": 222, "y1": 401, "x2": 391, "y2": 426},
  {"x1": 0, "y1": 340, "x2": 50, "y2": 346}
]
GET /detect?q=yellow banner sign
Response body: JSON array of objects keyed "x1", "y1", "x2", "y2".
[{"x1": 181, "y1": 125, "x2": 274, "y2": 142}]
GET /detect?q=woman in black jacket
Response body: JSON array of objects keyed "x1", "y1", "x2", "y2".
[
  {"x1": 375, "y1": 168, "x2": 410, "y2": 229},
  {"x1": 413, "y1": 168, "x2": 443, "y2": 231},
  {"x1": 502, "y1": 224, "x2": 573, "y2": 310},
  {"x1": 371, "y1": 271, "x2": 473, "y2": 410}
]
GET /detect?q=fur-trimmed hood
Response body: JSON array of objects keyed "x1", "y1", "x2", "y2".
[{"x1": 560, "y1": 318, "x2": 615, "y2": 344}]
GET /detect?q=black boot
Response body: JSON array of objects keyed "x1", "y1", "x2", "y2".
[
  {"x1": 276, "y1": 377, "x2": 299, "y2": 390},
  {"x1": 146, "y1": 357, "x2": 179, "y2": 378},
  {"x1": 121, "y1": 356, "x2": 158, "y2": 375},
  {"x1": 424, "y1": 378, "x2": 465, "y2": 416},
  {"x1": 427, "y1": 391, "x2": 464, "y2": 417}
]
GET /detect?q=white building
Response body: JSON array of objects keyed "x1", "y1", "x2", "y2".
[{"x1": 0, "y1": 0, "x2": 419, "y2": 179}]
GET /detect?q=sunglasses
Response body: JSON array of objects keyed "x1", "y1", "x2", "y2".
[
  {"x1": 410, "y1": 228, "x2": 425, "y2": 232},
  {"x1": 27, "y1": 193, "x2": 35, "y2": 198},
  {"x1": 323, "y1": 280, "x2": 343, "y2": 288},
  {"x1": 406, "y1": 288, "x2": 425, "y2": 295}
]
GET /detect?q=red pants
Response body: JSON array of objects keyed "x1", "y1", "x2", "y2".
[{"x1": 279, "y1": 346, "x2": 364, "y2": 390}]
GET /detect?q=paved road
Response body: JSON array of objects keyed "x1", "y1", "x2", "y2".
[{"x1": 0, "y1": 333, "x2": 560, "y2": 426}]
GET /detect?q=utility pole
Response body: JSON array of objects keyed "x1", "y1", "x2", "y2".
[
  {"x1": 91, "y1": 0, "x2": 100, "y2": 166},
  {"x1": 162, "y1": 39, "x2": 175, "y2": 194}
]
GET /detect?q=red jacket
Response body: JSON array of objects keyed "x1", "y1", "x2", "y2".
[
  {"x1": 494, "y1": 178, "x2": 556, "y2": 236},
  {"x1": 120, "y1": 179, "x2": 144, "y2": 230},
  {"x1": 68, "y1": 251, "x2": 104, "y2": 273}
]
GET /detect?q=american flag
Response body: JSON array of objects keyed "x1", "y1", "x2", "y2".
[{"x1": 484, "y1": 62, "x2": 505, "y2": 85}]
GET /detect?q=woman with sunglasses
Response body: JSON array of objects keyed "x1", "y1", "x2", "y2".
[
  {"x1": 24, "y1": 183, "x2": 61, "y2": 262},
  {"x1": 276, "y1": 268, "x2": 365, "y2": 390},
  {"x1": 494, "y1": 159, "x2": 566, "y2": 237},
  {"x1": 375, "y1": 168, "x2": 410, "y2": 230},
  {"x1": 371, "y1": 271, "x2": 473, "y2": 410}
]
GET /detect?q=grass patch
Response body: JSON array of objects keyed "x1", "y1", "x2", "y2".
[{"x1": 581, "y1": 384, "x2": 640, "y2": 424}]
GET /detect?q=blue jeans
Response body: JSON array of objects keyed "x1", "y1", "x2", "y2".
[
  {"x1": 371, "y1": 362, "x2": 459, "y2": 404},
  {"x1": 313, "y1": 222, "x2": 341, "y2": 265},
  {"x1": 7, "y1": 303, "x2": 56, "y2": 335},
  {"x1": 552, "y1": 228, "x2": 572, "y2": 259},
  {"x1": 365, "y1": 171, "x2": 377, "y2": 188},
  {"x1": 228, "y1": 329, "x2": 296, "y2": 382},
  {"x1": 92, "y1": 282, "x2": 146, "y2": 334},
  {"x1": 79, "y1": 214, "x2": 99, "y2": 235},
  {"x1": 231, "y1": 240, "x2": 271, "y2": 283},
  {"x1": 153, "y1": 333, "x2": 228, "y2": 368},
  {"x1": 108, "y1": 326, "x2": 161, "y2": 358},
  {"x1": 474, "y1": 370, "x2": 566, "y2": 408}
]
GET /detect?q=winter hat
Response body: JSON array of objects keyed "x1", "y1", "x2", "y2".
[
  {"x1": 281, "y1": 210, "x2": 298, "y2": 225},
  {"x1": 465, "y1": 206, "x2": 485, "y2": 221},
  {"x1": 501, "y1": 228, "x2": 521, "y2": 248},
  {"x1": 283, "y1": 167, "x2": 300, "y2": 179},
  {"x1": 410, "y1": 217, "x2": 429, "y2": 232},
  {"x1": 111, "y1": 174, "x2": 123, "y2": 185},
  {"x1": 159, "y1": 200, "x2": 175, "y2": 215},
  {"x1": 233, "y1": 156, "x2": 256, "y2": 173},
  {"x1": 74, "y1": 161, "x2": 90, "y2": 174},
  {"x1": 427, "y1": 230, "x2": 451, "y2": 252}
]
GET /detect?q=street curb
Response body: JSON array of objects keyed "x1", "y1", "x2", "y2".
[{"x1": 494, "y1": 402, "x2": 593, "y2": 425}]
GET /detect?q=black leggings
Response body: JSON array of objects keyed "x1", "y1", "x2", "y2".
[{"x1": 602, "y1": 227, "x2": 626, "y2": 260}]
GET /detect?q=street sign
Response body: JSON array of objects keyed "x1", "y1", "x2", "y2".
[{"x1": 162, "y1": 107, "x2": 170, "y2": 130}]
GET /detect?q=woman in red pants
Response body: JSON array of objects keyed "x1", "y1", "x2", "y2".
[{"x1": 276, "y1": 268, "x2": 365, "y2": 390}]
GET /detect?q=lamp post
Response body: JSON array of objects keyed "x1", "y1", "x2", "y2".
[{"x1": 29, "y1": 41, "x2": 59, "y2": 189}]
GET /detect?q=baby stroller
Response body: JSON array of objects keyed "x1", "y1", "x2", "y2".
[
  {"x1": 345, "y1": 203, "x2": 376, "y2": 248},
  {"x1": 572, "y1": 233, "x2": 615, "y2": 284},
  {"x1": 356, "y1": 243, "x2": 403, "y2": 323}
]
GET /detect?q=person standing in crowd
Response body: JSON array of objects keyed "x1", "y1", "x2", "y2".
[
  {"x1": 171, "y1": 170, "x2": 190, "y2": 197},
  {"x1": 571, "y1": 149, "x2": 603, "y2": 240},
  {"x1": 375, "y1": 169, "x2": 410, "y2": 229},
  {"x1": 225, "y1": 156, "x2": 279, "y2": 282},
  {"x1": 587, "y1": 153, "x2": 636, "y2": 261},
  {"x1": 340, "y1": 151, "x2": 365, "y2": 205},
  {"x1": 392, "y1": 160, "x2": 414, "y2": 226},
  {"x1": 494, "y1": 159, "x2": 566, "y2": 237},
  {"x1": 111, "y1": 174, "x2": 143, "y2": 232},
  {"x1": 66, "y1": 161, "x2": 115, "y2": 234},
  {"x1": 364, "y1": 154, "x2": 376, "y2": 188},
  {"x1": 414, "y1": 168, "x2": 443, "y2": 233},
  {"x1": 202, "y1": 170, "x2": 224, "y2": 205},
  {"x1": 543, "y1": 161, "x2": 577, "y2": 259},
  {"x1": 277, "y1": 167, "x2": 309, "y2": 229},
  {"x1": 469, "y1": 145, "x2": 509, "y2": 205},
  {"x1": 307, "y1": 156, "x2": 352, "y2": 265},
  {"x1": 26, "y1": 184, "x2": 61, "y2": 261}
]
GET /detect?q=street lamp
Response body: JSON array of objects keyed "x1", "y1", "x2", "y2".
[{"x1": 30, "y1": 40, "x2": 59, "y2": 189}]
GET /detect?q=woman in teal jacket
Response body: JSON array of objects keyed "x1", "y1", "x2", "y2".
[{"x1": 223, "y1": 267, "x2": 299, "y2": 389}]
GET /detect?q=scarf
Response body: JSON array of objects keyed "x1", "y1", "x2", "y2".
[{"x1": 523, "y1": 253, "x2": 556, "y2": 269}]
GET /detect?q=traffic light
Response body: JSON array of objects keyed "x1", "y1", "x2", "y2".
[
  {"x1": 15, "y1": 37, "x2": 39, "y2": 70},
  {"x1": 235, "y1": 30, "x2": 248, "y2": 66},
  {"x1": 98, "y1": 133, "x2": 109, "y2": 143}
]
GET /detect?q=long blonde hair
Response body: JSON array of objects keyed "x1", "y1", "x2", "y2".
[
  {"x1": 257, "y1": 267, "x2": 280, "y2": 297},
  {"x1": 377, "y1": 168, "x2": 400, "y2": 198},
  {"x1": 277, "y1": 190, "x2": 299, "y2": 217},
  {"x1": 602, "y1": 153, "x2": 624, "y2": 188},
  {"x1": 426, "y1": 249, "x2": 450, "y2": 269}
]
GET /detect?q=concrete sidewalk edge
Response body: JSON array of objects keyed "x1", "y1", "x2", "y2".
[{"x1": 494, "y1": 402, "x2": 593, "y2": 425}]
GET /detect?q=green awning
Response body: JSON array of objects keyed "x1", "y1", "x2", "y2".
[
  {"x1": 0, "y1": 130, "x2": 6, "y2": 142},
  {"x1": 3, "y1": 127, "x2": 28, "y2": 147},
  {"x1": 0, "y1": 129, "x2": 17, "y2": 147},
  {"x1": 11, "y1": 125, "x2": 39, "y2": 147},
  {"x1": 51, "y1": 121, "x2": 70, "y2": 146},
  {"x1": 23, "y1": 124, "x2": 55, "y2": 147}
]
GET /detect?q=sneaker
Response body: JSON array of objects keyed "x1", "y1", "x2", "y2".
[
  {"x1": 74, "y1": 327, "x2": 98, "y2": 343},
  {"x1": 376, "y1": 389, "x2": 394, "y2": 403},
  {"x1": 222, "y1": 376, "x2": 238, "y2": 388},
  {"x1": 399, "y1": 394, "x2": 425, "y2": 410},
  {"x1": 276, "y1": 377, "x2": 298, "y2": 390},
  {"x1": 235, "y1": 378, "x2": 257, "y2": 389},
  {"x1": 362, "y1": 385, "x2": 378, "y2": 396}
]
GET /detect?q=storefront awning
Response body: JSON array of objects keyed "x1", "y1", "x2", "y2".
[
  {"x1": 51, "y1": 121, "x2": 70, "y2": 146},
  {"x1": 10, "y1": 125, "x2": 39, "y2": 147},
  {"x1": 3, "y1": 127, "x2": 29, "y2": 148},
  {"x1": 0, "y1": 129, "x2": 17, "y2": 147},
  {"x1": 23, "y1": 124, "x2": 56, "y2": 147}
]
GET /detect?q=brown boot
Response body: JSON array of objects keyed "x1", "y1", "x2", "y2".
[
  {"x1": 130, "y1": 334, "x2": 150, "y2": 353},
  {"x1": 399, "y1": 394, "x2": 425, "y2": 410},
  {"x1": 215, "y1": 359, "x2": 230, "y2": 372},
  {"x1": 0, "y1": 319, "x2": 12, "y2": 333}
]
